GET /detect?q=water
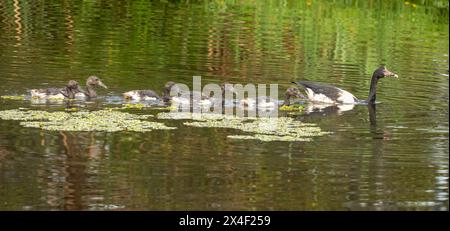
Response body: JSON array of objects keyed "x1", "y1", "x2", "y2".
[{"x1": 0, "y1": 0, "x2": 448, "y2": 210}]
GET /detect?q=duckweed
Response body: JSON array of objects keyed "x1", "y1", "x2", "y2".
[
  {"x1": 152, "y1": 106, "x2": 177, "y2": 111},
  {"x1": 0, "y1": 109, "x2": 70, "y2": 121},
  {"x1": 157, "y1": 112, "x2": 257, "y2": 121},
  {"x1": 112, "y1": 103, "x2": 176, "y2": 110},
  {"x1": 65, "y1": 107, "x2": 79, "y2": 112},
  {"x1": 158, "y1": 112, "x2": 330, "y2": 142},
  {"x1": 227, "y1": 135, "x2": 312, "y2": 142},
  {"x1": 120, "y1": 103, "x2": 147, "y2": 109},
  {"x1": 279, "y1": 105, "x2": 305, "y2": 111},
  {"x1": 0, "y1": 109, "x2": 175, "y2": 132},
  {"x1": 1, "y1": 95, "x2": 26, "y2": 100}
]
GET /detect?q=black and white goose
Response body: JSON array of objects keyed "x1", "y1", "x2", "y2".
[{"x1": 293, "y1": 65, "x2": 398, "y2": 104}]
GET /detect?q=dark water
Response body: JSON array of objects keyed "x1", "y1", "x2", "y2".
[{"x1": 0, "y1": 0, "x2": 448, "y2": 210}]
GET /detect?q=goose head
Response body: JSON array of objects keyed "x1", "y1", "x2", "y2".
[
  {"x1": 162, "y1": 81, "x2": 181, "y2": 102},
  {"x1": 285, "y1": 87, "x2": 304, "y2": 98},
  {"x1": 67, "y1": 80, "x2": 84, "y2": 92},
  {"x1": 86, "y1": 75, "x2": 108, "y2": 89},
  {"x1": 374, "y1": 65, "x2": 398, "y2": 79},
  {"x1": 64, "y1": 80, "x2": 85, "y2": 99},
  {"x1": 367, "y1": 65, "x2": 398, "y2": 104},
  {"x1": 282, "y1": 87, "x2": 305, "y2": 106},
  {"x1": 164, "y1": 81, "x2": 177, "y2": 91}
]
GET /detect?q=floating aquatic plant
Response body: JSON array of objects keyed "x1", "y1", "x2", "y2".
[
  {"x1": 120, "y1": 103, "x2": 147, "y2": 110},
  {"x1": 227, "y1": 135, "x2": 312, "y2": 142},
  {"x1": 112, "y1": 103, "x2": 177, "y2": 111},
  {"x1": 157, "y1": 112, "x2": 257, "y2": 121},
  {"x1": 184, "y1": 117, "x2": 329, "y2": 140},
  {"x1": 152, "y1": 106, "x2": 177, "y2": 111},
  {"x1": 0, "y1": 109, "x2": 70, "y2": 121},
  {"x1": 158, "y1": 112, "x2": 330, "y2": 142},
  {"x1": 1, "y1": 95, "x2": 26, "y2": 100},
  {"x1": 65, "y1": 107, "x2": 79, "y2": 112},
  {"x1": 279, "y1": 105, "x2": 305, "y2": 111},
  {"x1": 0, "y1": 109, "x2": 175, "y2": 132}
]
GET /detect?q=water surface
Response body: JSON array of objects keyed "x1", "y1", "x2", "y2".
[{"x1": 0, "y1": 0, "x2": 448, "y2": 210}]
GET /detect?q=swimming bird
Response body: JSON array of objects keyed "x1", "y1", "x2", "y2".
[
  {"x1": 162, "y1": 81, "x2": 177, "y2": 103},
  {"x1": 162, "y1": 81, "x2": 236, "y2": 106},
  {"x1": 30, "y1": 80, "x2": 84, "y2": 100},
  {"x1": 160, "y1": 81, "x2": 194, "y2": 104},
  {"x1": 218, "y1": 83, "x2": 238, "y2": 106},
  {"x1": 281, "y1": 87, "x2": 305, "y2": 106},
  {"x1": 240, "y1": 87, "x2": 304, "y2": 108},
  {"x1": 171, "y1": 89, "x2": 220, "y2": 106},
  {"x1": 123, "y1": 90, "x2": 160, "y2": 101},
  {"x1": 292, "y1": 65, "x2": 398, "y2": 104},
  {"x1": 75, "y1": 76, "x2": 108, "y2": 99}
]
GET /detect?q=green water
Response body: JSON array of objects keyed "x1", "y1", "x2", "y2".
[{"x1": 0, "y1": 0, "x2": 448, "y2": 210}]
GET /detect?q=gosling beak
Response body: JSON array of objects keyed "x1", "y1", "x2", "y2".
[{"x1": 98, "y1": 81, "x2": 108, "y2": 89}]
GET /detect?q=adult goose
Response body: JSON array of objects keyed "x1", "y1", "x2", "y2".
[
  {"x1": 30, "y1": 80, "x2": 84, "y2": 100},
  {"x1": 240, "y1": 87, "x2": 304, "y2": 109},
  {"x1": 292, "y1": 65, "x2": 398, "y2": 104},
  {"x1": 75, "y1": 76, "x2": 108, "y2": 99}
]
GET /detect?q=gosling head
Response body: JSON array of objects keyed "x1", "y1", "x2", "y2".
[
  {"x1": 285, "y1": 87, "x2": 304, "y2": 99},
  {"x1": 67, "y1": 80, "x2": 84, "y2": 92},
  {"x1": 86, "y1": 76, "x2": 108, "y2": 89},
  {"x1": 164, "y1": 81, "x2": 176, "y2": 90},
  {"x1": 62, "y1": 80, "x2": 84, "y2": 99},
  {"x1": 282, "y1": 87, "x2": 304, "y2": 106},
  {"x1": 162, "y1": 81, "x2": 182, "y2": 102}
]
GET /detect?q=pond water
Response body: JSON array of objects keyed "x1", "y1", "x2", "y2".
[{"x1": 0, "y1": 0, "x2": 448, "y2": 210}]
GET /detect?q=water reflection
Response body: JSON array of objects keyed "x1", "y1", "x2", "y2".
[
  {"x1": 368, "y1": 103, "x2": 377, "y2": 127},
  {"x1": 35, "y1": 131, "x2": 122, "y2": 210},
  {"x1": 0, "y1": 0, "x2": 448, "y2": 211},
  {"x1": 305, "y1": 103, "x2": 355, "y2": 117},
  {"x1": 13, "y1": 0, "x2": 22, "y2": 44}
]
